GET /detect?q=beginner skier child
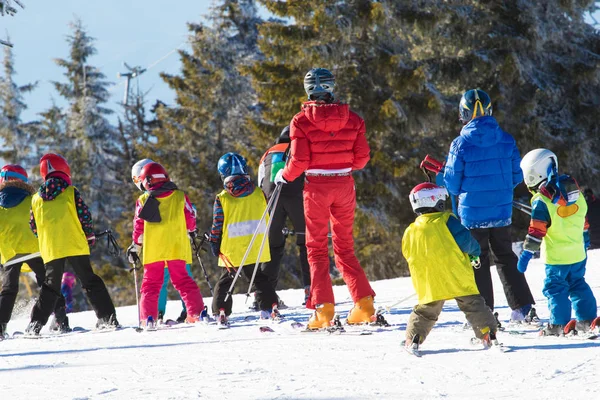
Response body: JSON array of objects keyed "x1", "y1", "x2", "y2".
[
  {"x1": 131, "y1": 158, "x2": 195, "y2": 323},
  {"x1": 0, "y1": 164, "x2": 70, "y2": 337},
  {"x1": 127, "y1": 161, "x2": 205, "y2": 328},
  {"x1": 208, "y1": 152, "x2": 279, "y2": 327},
  {"x1": 27, "y1": 154, "x2": 118, "y2": 335},
  {"x1": 402, "y1": 182, "x2": 501, "y2": 354},
  {"x1": 518, "y1": 149, "x2": 598, "y2": 336}
]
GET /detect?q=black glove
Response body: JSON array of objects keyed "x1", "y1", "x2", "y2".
[
  {"x1": 210, "y1": 241, "x2": 220, "y2": 257},
  {"x1": 126, "y1": 242, "x2": 141, "y2": 264}
]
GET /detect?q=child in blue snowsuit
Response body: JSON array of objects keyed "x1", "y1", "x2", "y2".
[{"x1": 518, "y1": 149, "x2": 598, "y2": 336}]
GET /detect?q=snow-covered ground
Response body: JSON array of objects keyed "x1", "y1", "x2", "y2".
[{"x1": 3, "y1": 250, "x2": 600, "y2": 400}]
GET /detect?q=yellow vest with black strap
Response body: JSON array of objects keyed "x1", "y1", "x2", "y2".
[
  {"x1": 31, "y1": 186, "x2": 89, "y2": 263},
  {"x1": 217, "y1": 188, "x2": 271, "y2": 267},
  {"x1": 0, "y1": 195, "x2": 39, "y2": 270},
  {"x1": 402, "y1": 212, "x2": 480, "y2": 304},
  {"x1": 533, "y1": 193, "x2": 587, "y2": 265},
  {"x1": 139, "y1": 190, "x2": 192, "y2": 265}
]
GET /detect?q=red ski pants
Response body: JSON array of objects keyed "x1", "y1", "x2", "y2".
[
  {"x1": 303, "y1": 175, "x2": 375, "y2": 309},
  {"x1": 140, "y1": 259, "x2": 204, "y2": 321}
]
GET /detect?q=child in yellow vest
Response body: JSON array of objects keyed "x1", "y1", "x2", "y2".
[
  {"x1": 402, "y1": 183, "x2": 500, "y2": 355},
  {"x1": 26, "y1": 154, "x2": 118, "y2": 335},
  {"x1": 519, "y1": 149, "x2": 598, "y2": 336},
  {"x1": 0, "y1": 164, "x2": 71, "y2": 338},
  {"x1": 208, "y1": 153, "x2": 279, "y2": 327},
  {"x1": 127, "y1": 162, "x2": 205, "y2": 328}
]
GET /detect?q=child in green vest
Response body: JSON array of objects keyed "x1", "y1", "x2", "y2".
[
  {"x1": 518, "y1": 149, "x2": 598, "y2": 336},
  {"x1": 402, "y1": 182, "x2": 501, "y2": 355},
  {"x1": 208, "y1": 152, "x2": 280, "y2": 328}
]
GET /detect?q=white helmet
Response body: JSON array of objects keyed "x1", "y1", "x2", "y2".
[
  {"x1": 131, "y1": 158, "x2": 154, "y2": 191},
  {"x1": 520, "y1": 149, "x2": 558, "y2": 188},
  {"x1": 409, "y1": 182, "x2": 449, "y2": 214}
]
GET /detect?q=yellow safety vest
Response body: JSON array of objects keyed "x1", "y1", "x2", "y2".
[
  {"x1": 139, "y1": 190, "x2": 192, "y2": 265},
  {"x1": 217, "y1": 188, "x2": 271, "y2": 267},
  {"x1": 402, "y1": 212, "x2": 480, "y2": 304},
  {"x1": 533, "y1": 193, "x2": 587, "y2": 265},
  {"x1": 0, "y1": 195, "x2": 39, "y2": 266},
  {"x1": 31, "y1": 186, "x2": 90, "y2": 262}
]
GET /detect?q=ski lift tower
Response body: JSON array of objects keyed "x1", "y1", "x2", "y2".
[{"x1": 117, "y1": 62, "x2": 146, "y2": 106}]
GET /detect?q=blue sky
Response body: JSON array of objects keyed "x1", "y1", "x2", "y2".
[{"x1": 1, "y1": 0, "x2": 213, "y2": 122}]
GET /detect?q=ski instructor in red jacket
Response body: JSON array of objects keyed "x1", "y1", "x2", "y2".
[{"x1": 274, "y1": 68, "x2": 376, "y2": 330}]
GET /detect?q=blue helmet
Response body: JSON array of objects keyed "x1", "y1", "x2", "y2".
[
  {"x1": 218, "y1": 152, "x2": 248, "y2": 180},
  {"x1": 459, "y1": 89, "x2": 492, "y2": 124}
]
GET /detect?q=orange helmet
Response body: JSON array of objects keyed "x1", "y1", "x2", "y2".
[
  {"x1": 39, "y1": 153, "x2": 70, "y2": 180},
  {"x1": 0, "y1": 164, "x2": 28, "y2": 183},
  {"x1": 139, "y1": 162, "x2": 169, "y2": 190}
]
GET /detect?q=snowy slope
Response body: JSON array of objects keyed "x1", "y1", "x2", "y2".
[{"x1": 3, "y1": 251, "x2": 600, "y2": 400}]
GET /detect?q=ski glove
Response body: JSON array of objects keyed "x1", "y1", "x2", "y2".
[
  {"x1": 210, "y1": 241, "x2": 220, "y2": 258},
  {"x1": 518, "y1": 250, "x2": 534, "y2": 273},
  {"x1": 274, "y1": 169, "x2": 288, "y2": 185},
  {"x1": 87, "y1": 234, "x2": 96, "y2": 247},
  {"x1": 469, "y1": 255, "x2": 481, "y2": 269},
  {"x1": 127, "y1": 242, "x2": 142, "y2": 264}
]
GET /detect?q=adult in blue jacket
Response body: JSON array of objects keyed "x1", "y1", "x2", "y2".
[{"x1": 444, "y1": 89, "x2": 535, "y2": 323}]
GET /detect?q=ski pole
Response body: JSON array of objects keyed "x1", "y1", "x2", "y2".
[
  {"x1": 513, "y1": 200, "x2": 532, "y2": 216},
  {"x1": 245, "y1": 184, "x2": 283, "y2": 303},
  {"x1": 129, "y1": 257, "x2": 143, "y2": 332},
  {"x1": 95, "y1": 229, "x2": 121, "y2": 257},
  {"x1": 383, "y1": 292, "x2": 418, "y2": 314},
  {"x1": 224, "y1": 183, "x2": 282, "y2": 303},
  {"x1": 189, "y1": 233, "x2": 214, "y2": 296}
]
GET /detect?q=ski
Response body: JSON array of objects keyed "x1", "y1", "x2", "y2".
[
  {"x1": 16, "y1": 326, "x2": 89, "y2": 339},
  {"x1": 404, "y1": 344, "x2": 422, "y2": 357}
]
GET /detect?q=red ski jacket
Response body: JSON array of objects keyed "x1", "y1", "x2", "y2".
[{"x1": 281, "y1": 101, "x2": 370, "y2": 182}]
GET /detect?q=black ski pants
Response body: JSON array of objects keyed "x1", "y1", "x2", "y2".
[
  {"x1": 470, "y1": 226, "x2": 535, "y2": 311},
  {"x1": 211, "y1": 265, "x2": 278, "y2": 316},
  {"x1": 0, "y1": 256, "x2": 66, "y2": 324},
  {"x1": 30, "y1": 255, "x2": 116, "y2": 325},
  {"x1": 259, "y1": 194, "x2": 311, "y2": 289}
]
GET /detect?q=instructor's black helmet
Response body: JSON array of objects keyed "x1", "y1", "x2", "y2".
[
  {"x1": 276, "y1": 126, "x2": 290, "y2": 144},
  {"x1": 459, "y1": 89, "x2": 492, "y2": 124},
  {"x1": 304, "y1": 68, "x2": 335, "y2": 101}
]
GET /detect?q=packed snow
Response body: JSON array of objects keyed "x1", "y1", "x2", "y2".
[{"x1": 3, "y1": 249, "x2": 600, "y2": 400}]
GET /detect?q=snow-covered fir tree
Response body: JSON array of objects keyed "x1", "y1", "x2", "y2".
[{"x1": 0, "y1": 41, "x2": 37, "y2": 165}]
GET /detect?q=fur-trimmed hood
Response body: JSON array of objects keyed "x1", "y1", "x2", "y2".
[{"x1": 0, "y1": 180, "x2": 35, "y2": 208}]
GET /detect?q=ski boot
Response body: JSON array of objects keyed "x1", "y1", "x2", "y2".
[
  {"x1": 494, "y1": 312, "x2": 504, "y2": 331},
  {"x1": 539, "y1": 323, "x2": 564, "y2": 337},
  {"x1": 302, "y1": 286, "x2": 310, "y2": 306},
  {"x1": 564, "y1": 319, "x2": 594, "y2": 336},
  {"x1": 307, "y1": 303, "x2": 335, "y2": 330},
  {"x1": 96, "y1": 314, "x2": 121, "y2": 330},
  {"x1": 277, "y1": 298, "x2": 288, "y2": 310},
  {"x1": 271, "y1": 304, "x2": 283, "y2": 322},
  {"x1": 192, "y1": 306, "x2": 212, "y2": 324},
  {"x1": 144, "y1": 316, "x2": 157, "y2": 331},
  {"x1": 591, "y1": 317, "x2": 600, "y2": 333},
  {"x1": 157, "y1": 311, "x2": 165, "y2": 325},
  {"x1": 216, "y1": 309, "x2": 229, "y2": 329},
  {"x1": 25, "y1": 320, "x2": 44, "y2": 336},
  {"x1": 525, "y1": 307, "x2": 541, "y2": 326},
  {"x1": 509, "y1": 305, "x2": 531, "y2": 325},
  {"x1": 176, "y1": 310, "x2": 187, "y2": 324},
  {"x1": 404, "y1": 334, "x2": 421, "y2": 357},
  {"x1": 50, "y1": 316, "x2": 72, "y2": 333},
  {"x1": 347, "y1": 296, "x2": 375, "y2": 325},
  {"x1": 0, "y1": 323, "x2": 7, "y2": 340}
]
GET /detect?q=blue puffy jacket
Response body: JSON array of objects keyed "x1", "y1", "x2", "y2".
[{"x1": 443, "y1": 116, "x2": 523, "y2": 229}]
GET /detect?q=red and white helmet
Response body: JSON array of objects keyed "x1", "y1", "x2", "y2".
[
  {"x1": 131, "y1": 158, "x2": 154, "y2": 191},
  {"x1": 409, "y1": 182, "x2": 449, "y2": 213},
  {"x1": 0, "y1": 164, "x2": 28, "y2": 183},
  {"x1": 39, "y1": 153, "x2": 70, "y2": 180},
  {"x1": 139, "y1": 162, "x2": 169, "y2": 190}
]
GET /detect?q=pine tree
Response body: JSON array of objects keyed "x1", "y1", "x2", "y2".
[
  {"x1": 0, "y1": 0, "x2": 23, "y2": 17},
  {"x1": 0, "y1": 41, "x2": 37, "y2": 165}
]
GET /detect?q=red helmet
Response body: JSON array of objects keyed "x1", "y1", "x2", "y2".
[
  {"x1": 139, "y1": 162, "x2": 169, "y2": 190},
  {"x1": 40, "y1": 153, "x2": 71, "y2": 180},
  {"x1": 409, "y1": 182, "x2": 449, "y2": 213},
  {"x1": 0, "y1": 164, "x2": 28, "y2": 183}
]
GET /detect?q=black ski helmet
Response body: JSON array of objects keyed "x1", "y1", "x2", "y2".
[
  {"x1": 459, "y1": 89, "x2": 492, "y2": 124},
  {"x1": 276, "y1": 126, "x2": 290, "y2": 144},
  {"x1": 304, "y1": 68, "x2": 335, "y2": 101}
]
